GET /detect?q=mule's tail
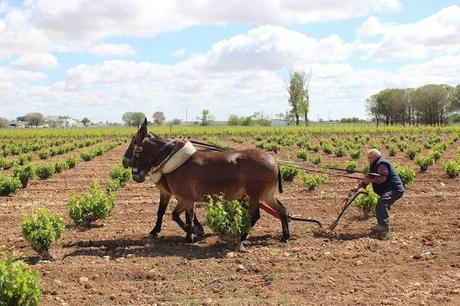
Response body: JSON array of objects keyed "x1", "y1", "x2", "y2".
[{"x1": 278, "y1": 167, "x2": 284, "y2": 193}]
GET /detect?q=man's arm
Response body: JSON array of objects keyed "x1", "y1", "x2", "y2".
[{"x1": 353, "y1": 164, "x2": 389, "y2": 191}]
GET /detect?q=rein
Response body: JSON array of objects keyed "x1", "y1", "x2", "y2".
[
  {"x1": 275, "y1": 160, "x2": 364, "y2": 180},
  {"x1": 185, "y1": 139, "x2": 365, "y2": 179}
]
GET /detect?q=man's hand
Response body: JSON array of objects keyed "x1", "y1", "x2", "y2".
[{"x1": 363, "y1": 175, "x2": 371, "y2": 184}]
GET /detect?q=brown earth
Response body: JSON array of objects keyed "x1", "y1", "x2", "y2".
[{"x1": 0, "y1": 140, "x2": 459, "y2": 306}]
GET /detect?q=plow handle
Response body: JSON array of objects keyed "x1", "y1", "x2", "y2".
[{"x1": 328, "y1": 191, "x2": 368, "y2": 231}]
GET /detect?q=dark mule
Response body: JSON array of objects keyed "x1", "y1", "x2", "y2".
[
  {"x1": 131, "y1": 119, "x2": 289, "y2": 244},
  {"x1": 122, "y1": 128, "x2": 204, "y2": 238}
]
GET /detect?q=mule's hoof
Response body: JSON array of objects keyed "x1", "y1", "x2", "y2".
[
  {"x1": 193, "y1": 225, "x2": 205, "y2": 237},
  {"x1": 280, "y1": 235, "x2": 290, "y2": 243},
  {"x1": 148, "y1": 231, "x2": 159, "y2": 239},
  {"x1": 236, "y1": 241, "x2": 247, "y2": 252}
]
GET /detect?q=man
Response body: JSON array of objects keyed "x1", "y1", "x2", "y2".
[{"x1": 353, "y1": 149, "x2": 405, "y2": 238}]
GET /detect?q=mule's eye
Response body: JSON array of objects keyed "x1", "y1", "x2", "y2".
[{"x1": 135, "y1": 147, "x2": 143, "y2": 153}]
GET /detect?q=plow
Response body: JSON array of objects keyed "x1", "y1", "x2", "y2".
[{"x1": 259, "y1": 190, "x2": 368, "y2": 232}]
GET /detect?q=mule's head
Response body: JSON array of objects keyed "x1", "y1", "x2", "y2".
[
  {"x1": 131, "y1": 128, "x2": 173, "y2": 183},
  {"x1": 122, "y1": 118, "x2": 148, "y2": 168}
]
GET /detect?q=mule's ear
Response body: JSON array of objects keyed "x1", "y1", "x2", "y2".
[{"x1": 139, "y1": 117, "x2": 148, "y2": 138}]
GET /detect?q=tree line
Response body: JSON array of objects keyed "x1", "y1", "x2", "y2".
[
  {"x1": 122, "y1": 110, "x2": 214, "y2": 127},
  {"x1": 0, "y1": 113, "x2": 92, "y2": 128},
  {"x1": 366, "y1": 84, "x2": 460, "y2": 126}
]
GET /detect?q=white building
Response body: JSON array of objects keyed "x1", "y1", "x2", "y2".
[
  {"x1": 45, "y1": 116, "x2": 84, "y2": 128},
  {"x1": 271, "y1": 119, "x2": 290, "y2": 126}
]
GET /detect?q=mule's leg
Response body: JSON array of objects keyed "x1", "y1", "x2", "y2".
[
  {"x1": 185, "y1": 203, "x2": 197, "y2": 242},
  {"x1": 263, "y1": 196, "x2": 290, "y2": 242},
  {"x1": 184, "y1": 208, "x2": 203, "y2": 236},
  {"x1": 276, "y1": 199, "x2": 290, "y2": 242},
  {"x1": 192, "y1": 211, "x2": 204, "y2": 237},
  {"x1": 172, "y1": 200, "x2": 195, "y2": 243},
  {"x1": 185, "y1": 207, "x2": 204, "y2": 237},
  {"x1": 240, "y1": 197, "x2": 261, "y2": 242},
  {"x1": 149, "y1": 191, "x2": 171, "y2": 238}
]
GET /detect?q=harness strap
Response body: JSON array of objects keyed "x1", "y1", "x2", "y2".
[
  {"x1": 142, "y1": 139, "x2": 197, "y2": 183},
  {"x1": 151, "y1": 142, "x2": 179, "y2": 173}
]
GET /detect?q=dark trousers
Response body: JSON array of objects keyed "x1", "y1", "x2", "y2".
[{"x1": 376, "y1": 190, "x2": 404, "y2": 226}]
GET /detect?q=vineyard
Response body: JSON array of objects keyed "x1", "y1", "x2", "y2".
[{"x1": 1, "y1": 125, "x2": 459, "y2": 305}]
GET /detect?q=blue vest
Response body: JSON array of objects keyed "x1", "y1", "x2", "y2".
[{"x1": 370, "y1": 156, "x2": 405, "y2": 195}]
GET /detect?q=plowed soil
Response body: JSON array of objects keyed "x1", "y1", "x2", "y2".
[{"x1": 1, "y1": 140, "x2": 459, "y2": 306}]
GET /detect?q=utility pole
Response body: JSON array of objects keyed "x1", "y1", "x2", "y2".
[{"x1": 185, "y1": 104, "x2": 188, "y2": 125}]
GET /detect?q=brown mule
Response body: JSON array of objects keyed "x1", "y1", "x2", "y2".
[
  {"x1": 130, "y1": 119, "x2": 290, "y2": 244},
  {"x1": 122, "y1": 128, "x2": 204, "y2": 238}
]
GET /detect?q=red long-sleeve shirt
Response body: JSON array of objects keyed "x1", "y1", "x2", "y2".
[{"x1": 359, "y1": 164, "x2": 389, "y2": 189}]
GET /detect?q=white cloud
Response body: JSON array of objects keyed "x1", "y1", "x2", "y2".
[
  {"x1": 358, "y1": 5, "x2": 460, "y2": 60},
  {"x1": 0, "y1": 9, "x2": 51, "y2": 58},
  {"x1": 395, "y1": 55, "x2": 460, "y2": 87},
  {"x1": 0, "y1": 0, "x2": 400, "y2": 58},
  {"x1": 0, "y1": 1, "x2": 11, "y2": 13},
  {"x1": 65, "y1": 61, "x2": 174, "y2": 85},
  {"x1": 0, "y1": 66, "x2": 47, "y2": 82},
  {"x1": 195, "y1": 25, "x2": 353, "y2": 72},
  {"x1": 173, "y1": 48, "x2": 186, "y2": 57},
  {"x1": 11, "y1": 52, "x2": 58, "y2": 69},
  {"x1": 10, "y1": 0, "x2": 400, "y2": 45},
  {"x1": 89, "y1": 43, "x2": 136, "y2": 57},
  {"x1": 357, "y1": 16, "x2": 394, "y2": 37}
]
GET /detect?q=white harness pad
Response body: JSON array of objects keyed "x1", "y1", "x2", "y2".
[{"x1": 150, "y1": 140, "x2": 196, "y2": 183}]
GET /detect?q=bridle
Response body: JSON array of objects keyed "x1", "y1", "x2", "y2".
[{"x1": 132, "y1": 136, "x2": 177, "y2": 175}]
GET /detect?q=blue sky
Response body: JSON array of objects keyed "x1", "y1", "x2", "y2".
[{"x1": 1, "y1": 0, "x2": 459, "y2": 123}]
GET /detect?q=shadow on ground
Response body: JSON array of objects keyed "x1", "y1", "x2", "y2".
[{"x1": 61, "y1": 233, "x2": 276, "y2": 260}]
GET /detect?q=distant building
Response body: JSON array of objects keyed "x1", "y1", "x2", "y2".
[
  {"x1": 7, "y1": 120, "x2": 26, "y2": 128},
  {"x1": 45, "y1": 116, "x2": 84, "y2": 128},
  {"x1": 271, "y1": 119, "x2": 290, "y2": 126}
]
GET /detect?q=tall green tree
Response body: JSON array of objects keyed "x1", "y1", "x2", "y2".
[
  {"x1": 198, "y1": 109, "x2": 214, "y2": 126},
  {"x1": 367, "y1": 84, "x2": 458, "y2": 126},
  {"x1": 153, "y1": 111, "x2": 166, "y2": 126},
  {"x1": 411, "y1": 84, "x2": 451, "y2": 126},
  {"x1": 450, "y1": 84, "x2": 460, "y2": 110},
  {"x1": 81, "y1": 117, "x2": 91, "y2": 127},
  {"x1": 24, "y1": 113, "x2": 45, "y2": 127},
  {"x1": 0, "y1": 117, "x2": 8, "y2": 128},
  {"x1": 169, "y1": 118, "x2": 182, "y2": 125},
  {"x1": 227, "y1": 114, "x2": 239, "y2": 126},
  {"x1": 122, "y1": 112, "x2": 146, "y2": 126},
  {"x1": 287, "y1": 70, "x2": 310, "y2": 125}
]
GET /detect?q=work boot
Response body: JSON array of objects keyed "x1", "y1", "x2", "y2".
[
  {"x1": 371, "y1": 224, "x2": 390, "y2": 240},
  {"x1": 370, "y1": 224, "x2": 389, "y2": 233}
]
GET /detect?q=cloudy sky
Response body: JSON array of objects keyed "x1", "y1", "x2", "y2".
[{"x1": 1, "y1": 0, "x2": 459, "y2": 123}]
